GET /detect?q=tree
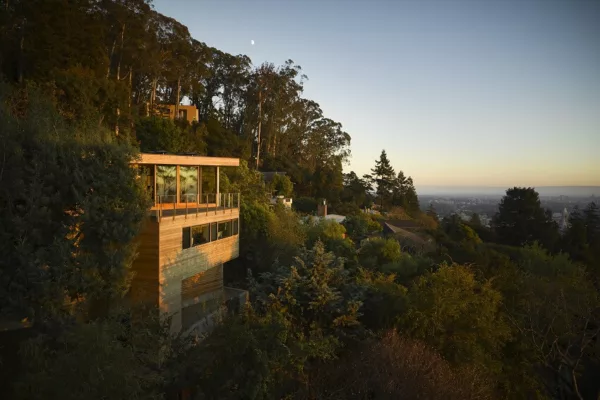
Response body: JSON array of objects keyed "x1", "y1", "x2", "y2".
[
  {"x1": 470, "y1": 212, "x2": 482, "y2": 227},
  {"x1": 0, "y1": 84, "x2": 148, "y2": 324},
  {"x1": 306, "y1": 330, "x2": 494, "y2": 400},
  {"x1": 136, "y1": 116, "x2": 206, "y2": 154},
  {"x1": 341, "y1": 171, "x2": 372, "y2": 209},
  {"x1": 15, "y1": 308, "x2": 179, "y2": 400},
  {"x1": 358, "y1": 238, "x2": 402, "y2": 270},
  {"x1": 501, "y1": 245, "x2": 600, "y2": 399},
  {"x1": 441, "y1": 214, "x2": 482, "y2": 246},
  {"x1": 426, "y1": 203, "x2": 439, "y2": 223},
  {"x1": 370, "y1": 150, "x2": 396, "y2": 210},
  {"x1": 270, "y1": 174, "x2": 293, "y2": 197},
  {"x1": 292, "y1": 197, "x2": 318, "y2": 214},
  {"x1": 398, "y1": 264, "x2": 510, "y2": 376},
  {"x1": 560, "y1": 206, "x2": 590, "y2": 263},
  {"x1": 250, "y1": 241, "x2": 364, "y2": 340},
  {"x1": 583, "y1": 202, "x2": 599, "y2": 243},
  {"x1": 343, "y1": 213, "x2": 382, "y2": 242},
  {"x1": 492, "y1": 187, "x2": 559, "y2": 250},
  {"x1": 391, "y1": 171, "x2": 420, "y2": 215}
]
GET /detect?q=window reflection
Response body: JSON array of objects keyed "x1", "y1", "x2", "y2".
[
  {"x1": 218, "y1": 220, "x2": 232, "y2": 239},
  {"x1": 156, "y1": 165, "x2": 176, "y2": 203},
  {"x1": 202, "y1": 167, "x2": 217, "y2": 201},
  {"x1": 182, "y1": 219, "x2": 239, "y2": 249},
  {"x1": 180, "y1": 166, "x2": 198, "y2": 203},
  {"x1": 138, "y1": 165, "x2": 155, "y2": 203},
  {"x1": 191, "y1": 224, "x2": 210, "y2": 246}
]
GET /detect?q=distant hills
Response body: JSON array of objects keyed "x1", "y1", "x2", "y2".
[{"x1": 417, "y1": 186, "x2": 600, "y2": 197}]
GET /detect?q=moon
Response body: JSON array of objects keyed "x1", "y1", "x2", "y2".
[{"x1": 250, "y1": 40, "x2": 255, "y2": 46}]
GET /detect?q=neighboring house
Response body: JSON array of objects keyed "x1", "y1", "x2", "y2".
[
  {"x1": 382, "y1": 221, "x2": 434, "y2": 254},
  {"x1": 270, "y1": 195, "x2": 293, "y2": 208},
  {"x1": 261, "y1": 171, "x2": 293, "y2": 208},
  {"x1": 129, "y1": 153, "x2": 247, "y2": 336},
  {"x1": 149, "y1": 103, "x2": 199, "y2": 124}
]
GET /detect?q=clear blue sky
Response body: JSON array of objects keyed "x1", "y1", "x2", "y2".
[{"x1": 153, "y1": 0, "x2": 600, "y2": 189}]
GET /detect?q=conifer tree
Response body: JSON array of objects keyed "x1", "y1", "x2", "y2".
[{"x1": 370, "y1": 150, "x2": 396, "y2": 210}]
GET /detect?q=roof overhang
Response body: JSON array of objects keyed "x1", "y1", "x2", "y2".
[{"x1": 133, "y1": 153, "x2": 240, "y2": 167}]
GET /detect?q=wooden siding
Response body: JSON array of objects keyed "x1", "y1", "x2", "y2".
[
  {"x1": 134, "y1": 153, "x2": 239, "y2": 167},
  {"x1": 157, "y1": 213, "x2": 239, "y2": 333},
  {"x1": 129, "y1": 220, "x2": 160, "y2": 307},
  {"x1": 181, "y1": 265, "x2": 223, "y2": 302}
]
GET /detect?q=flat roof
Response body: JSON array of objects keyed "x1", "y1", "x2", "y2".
[{"x1": 134, "y1": 153, "x2": 240, "y2": 167}]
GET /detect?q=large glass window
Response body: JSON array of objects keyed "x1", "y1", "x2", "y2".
[
  {"x1": 156, "y1": 165, "x2": 177, "y2": 203},
  {"x1": 182, "y1": 219, "x2": 239, "y2": 249},
  {"x1": 138, "y1": 165, "x2": 155, "y2": 203},
  {"x1": 201, "y1": 167, "x2": 217, "y2": 201},
  {"x1": 180, "y1": 166, "x2": 198, "y2": 203},
  {"x1": 191, "y1": 224, "x2": 210, "y2": 246},
  {"x1": 218, "y1": 220, "x2": 232, "y2": 239}
]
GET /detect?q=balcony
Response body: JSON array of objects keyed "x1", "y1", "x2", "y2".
[{"x1": 151, "y1": 193, "x2": 240, "y2": 222}]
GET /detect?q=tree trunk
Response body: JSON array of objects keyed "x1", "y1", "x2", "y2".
[
  {"x1": 256, "y1": 89, "x2": 262, "y2": 169},
  {"x1": 17, "y1": 19, "x2": 25, "y2": 83},
  {"x1": 174, "y1": 76, "x2": 181, "y2": 118},
  {"x1": 151, "y1": 77, "x2": 157, "y2": 111},
  {"x1": 106, "y1": 38, "x2": 116, "y2": 78},
  {"x1": 571, "y1": 369, "x2": 583, "y2": 400},
  {"x1": 116, "y1": 24, "x2": 125, "y2": 81}
]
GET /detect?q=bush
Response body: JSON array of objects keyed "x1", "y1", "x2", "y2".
[
  {"x1": 305, "y1": 330, "x2": 494, "y2": 400},
  {"x1": 293, "y1": 197, "x2": 318, "y2": 214}
]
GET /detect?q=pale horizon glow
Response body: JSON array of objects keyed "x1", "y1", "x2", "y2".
[{"x1": 153, "y1": 0, "x2": 600, "y2": 188}]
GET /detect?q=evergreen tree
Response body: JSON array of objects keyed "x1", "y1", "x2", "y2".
[
  {"x1": 583, "y1": 202, "x2": 599, "y2": 242},
  {"x1": 370, "y1": 150, "x2": 396, "y2": 210},
  {"x1": 470, "y1": 213, "x2": 482, "y2": 227},
  {"x1": 0, "y1": 84, "x2": 148, "y2": 325},
  {"x1": 403, "y1": 176, "x2": 420, "y2": 214},
  {"x1": 492, "y1": 187, "x2": 558, "y2": 249}
]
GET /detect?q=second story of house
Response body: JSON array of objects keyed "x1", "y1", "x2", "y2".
[{"x1": 132, "y1": 152, "x2": 240, "y2": 222}]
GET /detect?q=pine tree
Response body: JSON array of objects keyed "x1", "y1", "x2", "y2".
[
  {"x1": 404, "y1": 176, "x2": 420, "y2": 214},
  {"x1": 493, "y1": 187, "x2": 559, "y2": 249},
  {"x1": 370, "y1": 150, "x2": 395, "y2": 210},
  {"x1": 583, "y1": 202, "x2": 599, "y2": 242}
]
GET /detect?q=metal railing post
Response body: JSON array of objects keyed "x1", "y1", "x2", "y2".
[{"x1": 158, "y1": 195, "x2": 161, "y2": 223}]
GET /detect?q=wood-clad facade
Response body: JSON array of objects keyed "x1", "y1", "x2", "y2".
[{"x1": 129, "y1": 154, "x2": 242, "y2": 333}]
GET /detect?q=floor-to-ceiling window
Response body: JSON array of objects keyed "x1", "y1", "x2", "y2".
[
  {"x1": 156, "y1": 165, "x2": 177, "y2": 203},
  {"x1": 138, "y1": 165, "x2": 155, "y2": 204},
  {"x1": 180, "y1": 166, "x2": 198, "y2": 203},
  {"x1": 201, "y1": 166, "x2": 217, "y2": 203}
]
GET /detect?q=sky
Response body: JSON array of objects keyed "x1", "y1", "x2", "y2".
[{"x1": 153, "y1": 0, "x2": 600, "y2": 191}]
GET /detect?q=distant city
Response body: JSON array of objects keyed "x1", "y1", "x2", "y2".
[{"x1": 419, "y1": 186, "x2": 599, "y2": 228}]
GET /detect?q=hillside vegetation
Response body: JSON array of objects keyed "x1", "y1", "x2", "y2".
[{"x1": 1, "y1": 2, "x2": 600, "y2": 400}]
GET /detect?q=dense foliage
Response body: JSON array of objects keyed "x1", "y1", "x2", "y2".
[{"x1": 2, "y1": 3, "x2": 600, "y2": 400}]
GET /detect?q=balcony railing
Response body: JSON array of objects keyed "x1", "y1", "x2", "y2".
[{"x1": 153, "y1": 193, "x2": 240, "y2": 222}]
